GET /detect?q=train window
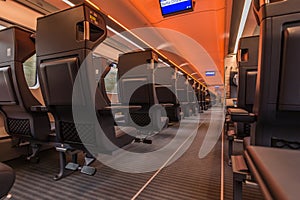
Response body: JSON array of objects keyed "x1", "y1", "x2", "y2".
[
  {"x1": 104, "y1": 64, "x2": 118, "y2": 103},
  {"x1": 23, "y1": 54, "x2": 37, "y2": 88}
]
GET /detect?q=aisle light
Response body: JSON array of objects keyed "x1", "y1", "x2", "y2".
[{"x1": 233, "y1": 0, "x2": 252, "y2": 53}]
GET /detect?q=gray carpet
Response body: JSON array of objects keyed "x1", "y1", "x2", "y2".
[{"x1": 4, "y1": 110, "x2": 263, "y2": 199}]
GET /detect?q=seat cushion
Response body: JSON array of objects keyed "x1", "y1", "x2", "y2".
[{"x1": 0, "y1": 162, "x2": 15, "y2": 198}]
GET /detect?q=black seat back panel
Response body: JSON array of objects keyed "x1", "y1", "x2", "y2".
[
  {"x1": 0, "y1": 67, "x2": 17, "y2": 105},
  {"x1": 279, "y1": 26, "x2": 300, "y2": 111},
  {"x1": 40, "y1": 57, "x2": 79, "y2": 105}
]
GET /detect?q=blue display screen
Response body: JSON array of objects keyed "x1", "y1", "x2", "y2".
[
  {"x1": 205, "y1": 71, "x2": 216, "y2": 77},
  {"x1": 159, "y1": 0, "x2": 193, "y2": 16}
]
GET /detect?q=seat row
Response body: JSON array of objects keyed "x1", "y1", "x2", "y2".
[
  {"x1": 226, "y1": 0, "x2": 300, "y2": 199},
  {"x1": 0, "y1": 4, "x2": 211, "y2": 196}
]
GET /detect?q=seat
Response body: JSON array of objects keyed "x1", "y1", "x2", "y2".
[
  {"x1": 232, "y1": 0, "x2": 300, "y2": 198},
  {"x1": 244, "y1": 146, "x2": 300, "y2": 200},
  {"x1": 204, "y1": 88, "x2": 211, "y2": 109},
  {"x1": 0, "y1": 26, "x2": 52, "y2": 161},
  {"x1": 250, "y1": 0, "x2": 300, "y2": 147},
  {"x1": 195, "y1": 83, "x2": 202, "y2": 113},
  {"x1": 187, "y1": 79, "x2": 198, "y2": 115},
  {"x1": 176, "y1": 73, "x2": 191, "y2": 117},
  {"x1": 229, "y1": 37, "x2": 259, "y2": 135},
  {"x1": 199, "y1": 85, "x2": 206, "y2": 112},
  {"x1": 226, "y1": 36, "x2": 259, "y2": 163},
  {"x1": 36, "y1": 3, "x2": 135, "y2": 180},
  {"x1": 117, "y1": 50, "x2": 169, "y2": 140},
  {"x1": 0, "y1": 162, "x2": 15, "y2": 198},
  {"x1": 154, "y1": 66, "x2": 181, "y2": 122}
]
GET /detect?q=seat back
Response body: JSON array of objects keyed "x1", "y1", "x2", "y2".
[
  {"x1": 154, "y1": 66, "x2": 177, "y2": 104},
  {"x1": 36, "y1": 4, "x2": 125, "y2": 151},
  {"x1": 188, "y1": 79, "x2": 196, "y2": 103},
  {"x1": 117, "y1": 50, "x2": 167, "y2": 129},
  {"x1": 0, "y1": 26, "x2": 50, "y2": 141},
  {"x1": 94, "y1": 56, "x2": 112, "y2": 105},
  {"x1": 251, "y1": 0, "x2": 300, "y2": 147},
  {"x1": 199, "y1": 85, "x2": 205, "y2": 111},
  {"x1": 176, "y1": 74, "x2": 188, "y2": 102},
  {"x1": 154, "y1": 66, "x2": 181, "y2": 121},
  {"x1": 118, "y1": 50, "x2": 158, "y2": 106},
  {"x1": 237, "y1": 35, "x2": 259, "y2": 113}
]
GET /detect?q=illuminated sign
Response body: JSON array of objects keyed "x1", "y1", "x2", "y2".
[
  {"x1": 159, "y1": 0, "x2": 193, "y2": 17},
  {"x1": 205, "y1": 71, "x2": 216, "y2": 77}
]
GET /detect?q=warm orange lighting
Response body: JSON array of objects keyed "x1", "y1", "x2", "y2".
[
  {"x1": 107, "y1": 15, "x2": 205, "y2": 88},
  {"x1": 85, "y1": 0, "x2": 100, "y2": 10}
]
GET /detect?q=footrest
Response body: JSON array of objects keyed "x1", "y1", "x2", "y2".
[
  {"x1": 80, "y1": 166, "x2": 96, "y2": 176},
  {"x1": 84, "y1": 156, "x2": 95, "y2": 166},
  {"x1": 65, "y1": 162, "x2": 79, "y2": 171}
]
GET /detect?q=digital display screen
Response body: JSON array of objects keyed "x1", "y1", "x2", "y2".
[
  {"x1": 159, "y1": 0, "x2": 193, "y2": 17},
  {"x1": 205, "y1": 71, "x2": 216, "y2": 77}
]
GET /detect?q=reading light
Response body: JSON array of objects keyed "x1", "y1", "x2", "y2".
[
  {"x1": 62, "y1": 0, "x2": 75, "y2": 7},
  {"x1": 233, "y1": 0, "x2": 251, "y2": 53}
]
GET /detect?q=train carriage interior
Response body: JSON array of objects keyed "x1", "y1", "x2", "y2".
[{"x1": 0, "y1": 0, "x2": 300, "y2": 199}]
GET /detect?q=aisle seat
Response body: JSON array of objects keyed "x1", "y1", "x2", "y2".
[
  {"x1": 36, "y1": 3, "x2": 136, "y2": 180},
  {"x1": 0, "y1": 26, "x2": 53, "y2": 162},
  {"x1": 0, "y1": 162, "x2": 15, "y2": 199},
  {"x1": 117, "y1": 50, "x2": 169, "y2": 137}
]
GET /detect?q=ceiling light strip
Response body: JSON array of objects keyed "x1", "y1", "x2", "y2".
[
  {"x1": 62, "y1": 0, "x2": 75, "y2": 7},
  {"x1": 233, "y1": 0, "x2": 252, "y2": 53},
  {"x1": 106, "y1": 26, "x2": 145, "y2": 51},
  {"x1": 85, "y1": 0, "x2": 100, "y2": 10},
  {"x1": 107, "y1": 9, "x2": 205, "y2": 88}
]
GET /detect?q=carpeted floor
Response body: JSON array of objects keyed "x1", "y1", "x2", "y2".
[{"x1": 4, "y1": 110, "x2": 263, "y2": 200}]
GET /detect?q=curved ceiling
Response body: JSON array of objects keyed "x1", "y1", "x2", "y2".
[
  {"x1": 14, "y1": 0, "x2": 234, "y2": 86},
  {"x1": 97, "y1": 0, "x2": 231, "y2": 86}
]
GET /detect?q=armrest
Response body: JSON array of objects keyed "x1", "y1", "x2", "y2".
[
  {"x1": 161, "y1": 103, "x2": 174, "y2": 108},
  {"x1": 103, "y1": 105, "x2": 142, "y2": 111},
  {"x1": 228, "y1": 108, "x2": 249, "y2": 115},
  {"x1": 30, "y1": 105, "x2": 49, "y2": 112},
  {"x1": 230, "y1": 113, "x2": 256, "y2": 123},
  {"x1": 227, "y1": 108, "x2": 256, "y2": 123}
]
